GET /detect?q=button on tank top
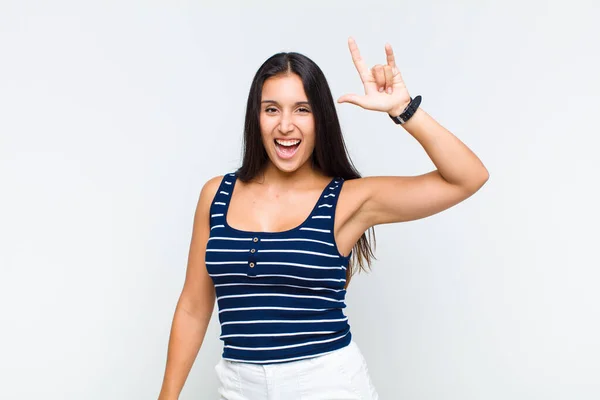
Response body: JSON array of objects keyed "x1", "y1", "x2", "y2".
[{"x1": 205, "y1": 172, "x2": 353, "y2": 364}]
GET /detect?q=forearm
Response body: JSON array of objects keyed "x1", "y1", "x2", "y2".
[
  {"x1": 394, "y1": 107, "x2": 489, "y2": 190},
  {"x1": 158, "y1": 303, "x2": 213, "y2": 399}
]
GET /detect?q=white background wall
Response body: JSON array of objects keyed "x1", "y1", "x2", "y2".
[{"x1": 1, "y1": 1, "x2": 599, "y2": 399}]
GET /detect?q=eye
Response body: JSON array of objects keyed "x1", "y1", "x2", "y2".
[{"x1": 263, "y1": 106, "x2": 311, "y2": 114}]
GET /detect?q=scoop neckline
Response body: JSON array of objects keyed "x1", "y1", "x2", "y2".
[{"x1": 223, "y1": 174, "x2": 339, "y2": 235}]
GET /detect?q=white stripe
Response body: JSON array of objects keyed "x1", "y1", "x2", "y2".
[
  {"x1": 258, "y1": 249, "x2": 339, "y2": 258},
  {"x1": 206, "y1": 249, "x2": 249, "y2": 253},
  {"x1": 214, "y1": 283, "x2": 345, "y2": 293},
  {"x1": 208, "y1": 237, "x2": 253, "y2": 241},
  {"x1": 214, "y1": 202, "x2": 226, "y2": 206},
  {"x1": 209, "y1": 273, "x2": 247, "y2": 278},
  {"x1": 334, "y1": 180, "x2": 339, "y2": 183},
  {"x1": 224, "y1": 181, "x2": 232, "y2": 185},
  {"x1": 223, "y1": 348, "x2": 342, "y2": 364},
  {"x1": 329, "y1": 186, "x2": 336, "y2": 190},
  {"x1": 299, "y1": 227, "x2": 331, "y2": 233},
  {"x1": 206, "y1": 261, "x2": 248, "y2": 265},
  {"x1": 220, "y1": 331, "x2": 337, "y2": 339},
  {"x1": 223, "y1": 273, "x2": 345, "y2": 283},
  {"x1": 219, "y1": 191, "x2": 229, "y2": 195},
  {"x1": 211, "y1": 213, "x2": 224, "y2": 217},
  {"x1": 224, "y1": 331, "x2": 350, "y2": 350},
  {"x1": 311, "y1": 215, "x2": 331, "y2": 219},
  {"x1": 260, "y1": 238, "x2": 334, "y2": 246},
  {"x1": 221, "y1": 317, "x2": 348, "y2": 327},
  {"x1": 211, "y1": 225, "x2": 225, "y2": 230},
  {"x1": 262, "y1": 238, "x2": 334, "y2": 246},
  {"x1": 217, "y1": 293, "x2": 343, "y2": 302},
  {"x1": 258, "y1": 261, "x2": 344, "y2": 270},
  {"x1": 324, "y1": 194, "x2": 336, "y2": 198},
  {"x1": 207, "y1": 261, "x2": 346, "y2": 271},
  {"x1": 218, "y1": 306, "x2": 334, "y2": 314},
  {"x1": 318, "y1": 204, "x2": 333, "y2": 208}
]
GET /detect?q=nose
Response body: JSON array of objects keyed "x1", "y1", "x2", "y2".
[{"x1": 278, "y1": 111, "x2": 294, "y2": 134}]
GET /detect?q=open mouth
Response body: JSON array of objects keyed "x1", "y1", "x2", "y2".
[{"x1": 274, "y1": 139, "x2": 301, "y2": 159}]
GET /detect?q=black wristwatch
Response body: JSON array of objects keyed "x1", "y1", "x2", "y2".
[{"x1": 389, "y1": 95, "x2": 422, "y2": 124}]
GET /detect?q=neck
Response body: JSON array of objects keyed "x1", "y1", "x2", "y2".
[{"x1": 259, "y1": 162, "x2": 326, "y2": 189}]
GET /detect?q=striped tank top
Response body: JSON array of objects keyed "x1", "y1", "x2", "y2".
[{"x1": 205, "y1": 172, "x2": 353, "y2": 364}]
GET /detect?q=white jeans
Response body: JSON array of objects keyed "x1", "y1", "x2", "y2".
[{"x1": 214, "y1": 340, "x2": 379, "y2": 399}]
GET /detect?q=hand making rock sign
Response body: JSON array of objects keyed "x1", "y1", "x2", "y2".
[{"x1": 337, "y1": 37, "x2": 412, "y2": 117}]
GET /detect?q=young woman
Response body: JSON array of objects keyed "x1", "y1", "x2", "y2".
[{"x1": 158, "y1": 37, "x2": 489, "y2": 399}]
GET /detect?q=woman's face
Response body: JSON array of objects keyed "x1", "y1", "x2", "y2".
[{"x1": 259, "y1": 74, "x2": 316, "y2": 174}]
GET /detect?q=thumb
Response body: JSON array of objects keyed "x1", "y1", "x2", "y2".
[{"x1": 337, "y1": 94, "x2": 367, "y2": 108}]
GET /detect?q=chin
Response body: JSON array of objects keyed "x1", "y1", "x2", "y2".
[
  {"x1": 269, "y1": 155, "x2": 309, "y2": 174},
  {"x1": 273, "y1": 162, "x2": 300, "y2": 173}
]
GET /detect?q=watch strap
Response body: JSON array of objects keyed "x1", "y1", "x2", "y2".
[{"x1": 389, "y1": 95, "x2": 422, "y2": 124}]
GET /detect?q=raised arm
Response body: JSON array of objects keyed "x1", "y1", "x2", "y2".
[{"x1": 337, "y1": 37, "x2": 489, "y2": 227}]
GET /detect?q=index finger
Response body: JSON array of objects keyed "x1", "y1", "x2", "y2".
[{"x1": 347, "y1": 37, "x2": 370, "y2": 81}]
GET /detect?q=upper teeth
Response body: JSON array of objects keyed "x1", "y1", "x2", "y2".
[{"x1": 275, "y1": 139, "x2": 300, "y2": 147}]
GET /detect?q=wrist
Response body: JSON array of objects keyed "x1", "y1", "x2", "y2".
[
  {"x1": 388, "y1": 100, "x2": 411, "y2": 117},
  {"x1": 400, "y1": 107, "x2": 425, "y2": 131},
  {"x1": 388, "y1": 95, "x2": 422, "y2": 125}
]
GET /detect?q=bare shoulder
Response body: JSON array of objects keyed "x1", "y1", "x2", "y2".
[
  {"x1": 338, "y1": 176, "x2": 370, "y2": 210},
  {"x1": 203, "y1": 174, "x2": 225, "y2": 195},
  {"x1": 330, "y1": 177, "x2": 374, "y2": 257},
  {"x1": 336, "y1": 177, "x2": 372, "y2": 231},
  {"x1": 196, "y1": 175, "x2": 224, "y2": 213}
]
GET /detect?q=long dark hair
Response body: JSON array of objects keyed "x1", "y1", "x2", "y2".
[{"x1": 235, "y1": 51, "x2": 376, "y2": 284}]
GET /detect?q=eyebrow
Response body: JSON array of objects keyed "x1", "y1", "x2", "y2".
[{"x1": 261, "y1": 100, "x2": 311, "y2": 106}]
